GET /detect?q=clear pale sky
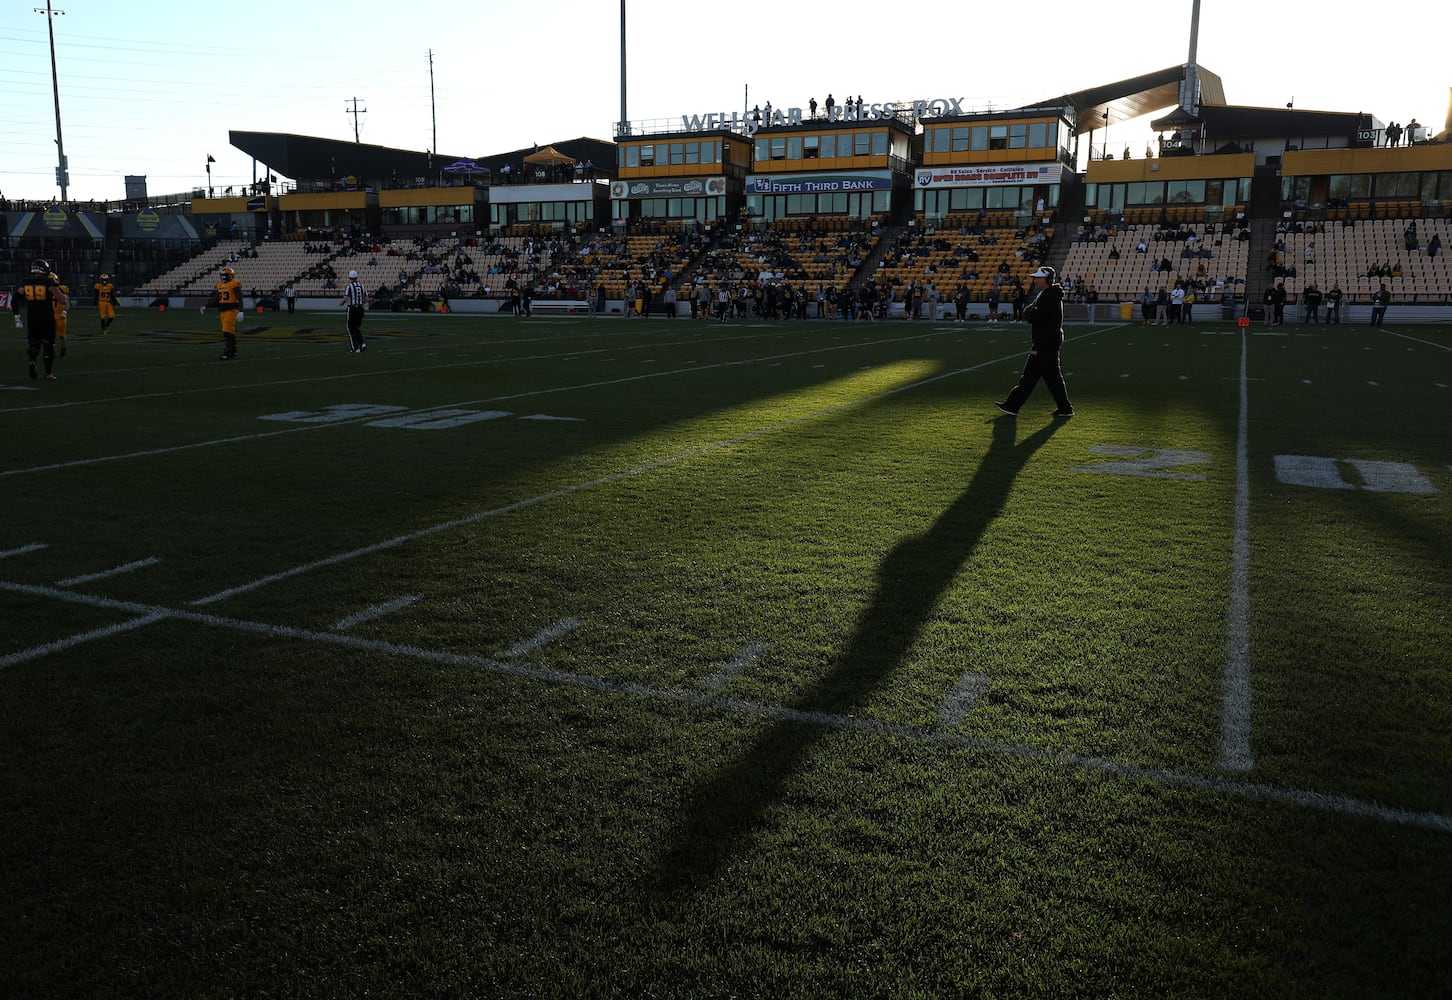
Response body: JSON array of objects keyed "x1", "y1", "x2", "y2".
[{"x1": 2, "y1": 0, "x2": 1446, "y2": 203}]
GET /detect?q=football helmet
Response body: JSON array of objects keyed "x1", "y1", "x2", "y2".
[
  {"x1": 99, "y1": 273, "x2": 110, "y2": 281},
  {"x1": 221, "y1": 266, "x2": 236, "y2": 279},
  {"x1": 31, "y1": 258, "x2": 50, "y2": 273}
]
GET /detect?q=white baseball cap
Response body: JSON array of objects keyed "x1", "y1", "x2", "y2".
[
  {"x1": 348, "y1": 269, "x2": 359, "y2": 278},
  {"x1": 1031, "y1": 266, "x2": 1056, "y2": 279}
]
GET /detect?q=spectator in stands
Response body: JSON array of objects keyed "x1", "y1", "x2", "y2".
[
  {"x1": 1304, "y1": 243, "x2": 1315, "y2": 264},
  {"x1": 1428, "y1": 234, "x2": 1442, "y2": 259}
]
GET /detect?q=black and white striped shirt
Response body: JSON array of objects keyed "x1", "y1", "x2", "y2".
[{"x1": 341, "y1": 279, "x2": 367, "y2": 308}]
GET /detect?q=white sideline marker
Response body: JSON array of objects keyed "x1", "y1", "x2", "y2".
[
  {"x1": 939, "y1": 673, "x2": 990, "y2": 726},
  {"x1": 1219, "y1": 328, "x2": 1254, "y2": 773},
  {"x1": 702, "y1": 642, "x2": 769, "y2": 692},
  {"x1": 500, "y1": 617, "x2": 581, "y2": 659},
  {"x1": 55, "y1": 557, "x2": 160, "y2": 587},
  {"x1": 331, "y1": 595, "x2": 420, "y2": 631},
  {"x1": 0, "y1": 543, "x2": 47, "y2": 560}
]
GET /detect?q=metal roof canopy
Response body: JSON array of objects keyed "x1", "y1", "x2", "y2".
[
  {"x1": 1034, "y1": 64, "x2": 1227, "y2": 135},
  {"x1": 228, "y1": 132, "x2": 617, "y2": 185}
]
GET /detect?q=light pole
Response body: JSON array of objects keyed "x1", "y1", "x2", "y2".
[
  {"x1": 618, "y1": 0, "x2": 628, "y2": 136},
  {"x1": 206, "y1": 154, "x2": 215, "y2": 197},
  {"x1": 35, "y1": 1, "x2": 68, "y2": 201}
]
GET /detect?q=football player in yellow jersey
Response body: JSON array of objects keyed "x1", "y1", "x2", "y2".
[
  {"x1": 94, "y1": 273, "x2": 119, "y2": 333},
  {"x1": 201, "y1": 265, "x2": 245, "y2": 360},
  {"x1": 11, "y1": 258, "x2": 67, "y2": 380},
  {"x1": 50, "y1": 272, "x2": 70, "y2": 358}
]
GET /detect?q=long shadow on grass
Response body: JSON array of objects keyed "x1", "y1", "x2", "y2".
[{"x1": 651, "y1": 415, "x2": 1064, "y2": 895}]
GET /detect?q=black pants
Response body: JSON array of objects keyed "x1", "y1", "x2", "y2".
[
  {"x1": 1002, "y1": 349, "x2": 1072, "y2": 413},
  {"x1": 346, "y1": 306, "x2": 366, "y2": 348},
  {"x1": 27, "y1": 325, "x2": 56, "y2": 374}
]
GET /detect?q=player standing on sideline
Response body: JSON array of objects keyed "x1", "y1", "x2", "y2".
[
  {"x1": 340, "y1": 269, "x2": 368, "y2": 353},
  {"x1": 94, "y1": 273, "x2": 119, "y2": 333},
  {"x1": 994, "y1": 265, "x2": 1074, "y2": 418},
  {"x1": 11, "y1": 258, "x2": 68, "y2": 380},
  {"x1": 50, "y1": 271, "x2": 70, "y2": 358},
  {"x1": 201, "y1": 265, "x2": 245, "y2": 360}
]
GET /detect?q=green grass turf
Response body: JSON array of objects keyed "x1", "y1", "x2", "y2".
[{"x1": 2, "y1": 310, "x2": 1449, "y2": 997}]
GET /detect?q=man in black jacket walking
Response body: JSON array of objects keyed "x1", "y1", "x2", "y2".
[{"x1": 995, "y1": 266, "x2": 1074, "y2": 418}]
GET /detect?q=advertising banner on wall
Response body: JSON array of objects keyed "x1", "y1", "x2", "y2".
[
  {"x1": 609, "y1": 178, "x2": 727, "y2": 199},
  {"x1": 914, "y1": 163, "x2": 1063, "y2": 188},
  {"x1": 747, "y1": 172, "x2": 891, "y2": 195}
]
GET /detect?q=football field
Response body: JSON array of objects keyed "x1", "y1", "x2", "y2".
[{"x1": 3, "y1": 310, "x2": 1450, "y2": 997}]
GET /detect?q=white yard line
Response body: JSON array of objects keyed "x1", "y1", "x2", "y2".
[
  {"x1": 500, "y1": 618, "x2": 581, "y2": 658},
  {"x1": 187, "y1": 344, "x2": 1044, "y2": 608},
  {"x1": 0, "y1": 543, "x2": 48, "y2": 559},
  {"x1": 939, "y1": 673, "x2": 991, "y2": 726},
  {"x1": 1219, "y1": 328, "x2": 1254, "y2": 773},
  {"x1": 1380, "y1": 329, "x2": 1452, "y2": 351},
  {"x1": 331, "y1": 595, "x2": 420, "y2": 631},
  {"x1": 1, "y1": 328, "x2": 956, "y2": 479},
  {"x1": 1, "y1": 577, "x2": 1447, "y2": 834},
  {"x1": 703, "y1": 642, "x2": 769, "y2": 692},
  {"x1": 55, "y1": 557, "x2": 160, "y2": 587},
  {"x1": 0, "y1": 611, "x2": 168, "y2": 669}
]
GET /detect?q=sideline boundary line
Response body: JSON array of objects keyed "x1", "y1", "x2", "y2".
[
  {"x1": 1219, "y1": 327, "x2": 1254, "y2": 772},
  {"x1": 1, "y1": 578, "x2": 1447, "y2": 835}
]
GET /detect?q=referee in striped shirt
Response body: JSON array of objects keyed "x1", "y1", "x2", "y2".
[{"x1": 340, "y1": 269, "x2": 368, "y2": 352}]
